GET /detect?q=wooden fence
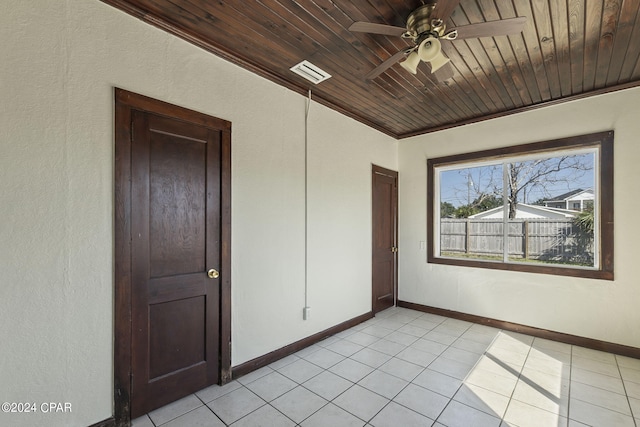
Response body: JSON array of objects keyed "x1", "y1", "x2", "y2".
[{"x1": 440, "y1": 218, "x2": 593, "y2": 263}]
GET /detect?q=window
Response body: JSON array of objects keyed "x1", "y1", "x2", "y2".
[{"x1": 427, "y1": 131, "x2": 613, "y2": 280}]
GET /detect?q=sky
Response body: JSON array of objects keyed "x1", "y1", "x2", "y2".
[{"x1": 438, "y1": 152, "x2": 595, "y2": 208}]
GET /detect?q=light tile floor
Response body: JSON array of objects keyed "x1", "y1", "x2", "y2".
[{"x1": 132, "y1": 307, "x2": 640, "y2": 427}]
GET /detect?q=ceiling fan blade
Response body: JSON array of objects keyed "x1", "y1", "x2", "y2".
[
  {"x1": 349, "y1": 21, "x2": 406, "y2": 37},
  {"x1": 365, "y1": 48, "x2": 414, "y2": 80},
  {"x1": 432, "y1": 0, "x2": 461, "y2": 23},
  {"x1": 451, "y1": 17, "x2": 527, "y2": 40}
]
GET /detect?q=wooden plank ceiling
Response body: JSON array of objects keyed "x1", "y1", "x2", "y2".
[{"x1": 103, "y1": 0, "x2": 640, "y2": 139}]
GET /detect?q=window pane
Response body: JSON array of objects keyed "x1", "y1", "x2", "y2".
[
  {"x1": 439, "y1": 164, "x2": 504, "y2": 261},
  {"x1": 506, "y1": 153, "x2": 595, "y2": 267}
]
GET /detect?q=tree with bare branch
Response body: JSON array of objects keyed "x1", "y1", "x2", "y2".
[{"x1": 451, "y1": 154, "x2": 593, "y2": 219}]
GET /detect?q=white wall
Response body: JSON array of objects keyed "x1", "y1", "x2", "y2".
[
  {"x1": 0, "y1": 1, "x2": 397, "y2": 426},
  {"x1": 399, "y1": 86, "x2": 640, "y2": 349}
]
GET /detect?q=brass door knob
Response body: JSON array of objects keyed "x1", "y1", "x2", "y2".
[{"x1": 207, "y1": 269, "x2": 220, "y2": 279}]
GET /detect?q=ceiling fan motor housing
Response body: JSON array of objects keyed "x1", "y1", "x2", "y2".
[{"x1": 406, "y1": 3, "x2": 445, "y2": 40}]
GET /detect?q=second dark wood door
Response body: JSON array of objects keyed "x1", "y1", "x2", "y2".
[
  {"x1": 372, "y1": 165, "x2": 398, "y2": 314},
  {"x1": 130, "y1": 111, "x2": 222, "y2": 416}
]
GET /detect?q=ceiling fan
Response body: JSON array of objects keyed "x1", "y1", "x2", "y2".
[{"x1": 349, "y1": 0, "x2": 527, "y2": 81}]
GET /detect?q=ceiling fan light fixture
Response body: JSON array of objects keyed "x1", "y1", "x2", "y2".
[
  {"x1": 399, "y1": 51, "x2": 420, "y2": 74},
  {"x1": 417, "y1": 37, "x2": 450, "y2": 73},
  {"x1": 417, "y1": 37, "x2": 441, "y2": 61},
  {"x1": 428, "y1": 54, "x2": 450, "y2": 73}
]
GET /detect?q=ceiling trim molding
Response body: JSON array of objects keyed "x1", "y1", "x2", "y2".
[{"x1": 398, "y1": 80, "x2": 640, "y2": 139}]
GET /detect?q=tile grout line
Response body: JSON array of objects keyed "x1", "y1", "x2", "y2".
[
  {"x1": 567, "y1": 344, "x2": 573, "y2": 426},
  {"x1": 234, "y1": 384, "x2": 299, "y2": 427},
  {"x1": 270, "y1": 317, "x2": 416, "y2": 427},
  {"x1": 422, "y1": 318, "x2": 480, "y2": 425},
  {"x1": 570, "y1": 350, "x2": 639, "y2": 422},
  {"x1": 266, "y1": 362, "x2": 337, "y2": 426},
  {"x1": 291, "y1": 307, "x2": 412, "y2": 425},
  {"x1": 154, "y1": 394, "x2": 212, "y2": 427},
  {"x1": 341, "y1": 308, "x2": 452, "y2": 423},
  {"x1": 498, "y1": 335, "x2": 535, "y2": 426},
  {"x1": 384, "y1": 308, "x2": 466, "y2": 425},
  {"x1": 615, "y1": 354, "x2": 638, "y2": 427},
  {"x1": 193, "y1": 390, "x2": 226, "y2": 425},
  {"x1": 331, "y1": 309, "x2": 442, "y2": 424},
  {"x1": 447, "y1": 325, "x2": 516, "y2": 424}
]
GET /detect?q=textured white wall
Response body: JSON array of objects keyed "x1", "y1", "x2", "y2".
[
  {"x1": 398, "y1": 87, "x2": 640, "y2": 349},
  {"x1": 0, "y1": 1, "x2": 397, "y2": 426}
]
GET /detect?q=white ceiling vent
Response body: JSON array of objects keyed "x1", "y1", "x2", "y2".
[{"x1": 290, "y1": 60, "x2": 332, "y2": 84}]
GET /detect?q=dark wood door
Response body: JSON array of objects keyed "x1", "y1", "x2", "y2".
[
  {"x1": 130, "y1": 111, "x2": 221, "y2": 416},
  {"x1": 372, "y1": 165, "x2": 398, "y2": 314}
]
